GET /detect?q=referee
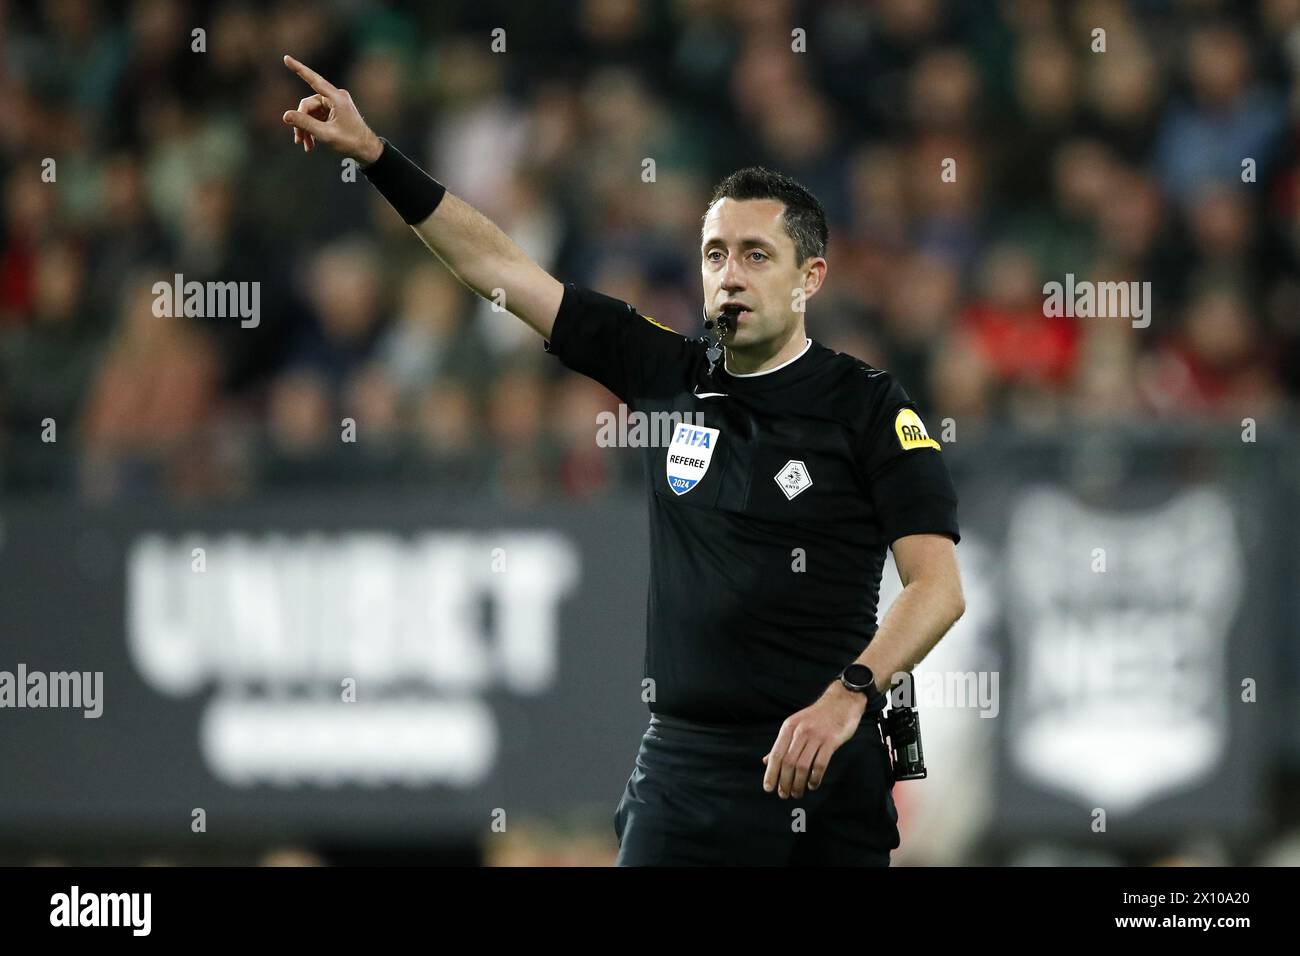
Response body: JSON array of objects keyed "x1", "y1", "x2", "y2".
[{"x1": 282, "y1": 54, "x2": 966, "y2": 867}]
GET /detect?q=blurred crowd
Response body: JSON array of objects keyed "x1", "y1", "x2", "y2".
[{"x1": 2, "y1": 0, "x2": 1299, "y2": 502}]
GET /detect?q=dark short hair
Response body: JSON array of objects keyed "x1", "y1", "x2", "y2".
[{"x1": 704, "y1": 166, "x2": 828, "y2": 265}]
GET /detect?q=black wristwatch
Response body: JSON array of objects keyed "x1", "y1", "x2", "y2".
[{"x1": 839, "y1": 664, "x2": 886, "y2": 710}]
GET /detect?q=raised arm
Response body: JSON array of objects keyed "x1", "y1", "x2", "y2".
[{"x1": 280, "y1": 54, "x2": 564, "y2": 339}]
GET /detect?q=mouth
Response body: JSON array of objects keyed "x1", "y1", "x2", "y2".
[{"x1": 720, "y1": 303, "x2": 753, "y2": 322}]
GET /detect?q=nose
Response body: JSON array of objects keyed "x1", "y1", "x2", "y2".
[{"x1": 720, "y1": 251, "x2": 746, "y2": 293}]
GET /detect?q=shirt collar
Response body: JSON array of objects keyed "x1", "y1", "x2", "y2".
[{"x1": 723, "y1": 337, "x2": 813, "y2": 377}]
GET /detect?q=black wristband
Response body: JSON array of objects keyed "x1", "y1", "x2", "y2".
[{"x1": 361, "y1": 137, "x2": 447, "y2": 225}]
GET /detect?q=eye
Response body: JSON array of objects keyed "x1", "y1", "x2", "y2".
[
  {"x1": 750, "y1": 251, "x2": 768, "y2": 262},
  {"x1": 706, "y1": 250, "x2": 723, "y2": 262}
]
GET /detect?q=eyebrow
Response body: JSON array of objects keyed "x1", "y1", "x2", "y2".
[{"x1": 701, "y1": 236, "x2": 777, "y2": 253}]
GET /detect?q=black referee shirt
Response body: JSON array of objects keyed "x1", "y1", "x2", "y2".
[{"x1": 543, "y1": 282, "x2": 960, "y2": 726}]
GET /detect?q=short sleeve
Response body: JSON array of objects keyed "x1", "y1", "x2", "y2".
[
  {"x1": 856, "y1": 372, "x2": 961, "y2": 546},
  {"x1": 542, "y1": 282, "x2": 696, "y2": 404}
]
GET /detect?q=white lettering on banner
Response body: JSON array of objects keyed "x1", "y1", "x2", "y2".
[
  {"x1": 1006, "y1": 487, "x2": 1242, "y2": 813},
  {"x1": 201, "y1": 698, "x2": 496, "y2": 787},
  {"x1": 126, "y1": 531, "x2": 580, "y2": 787}
]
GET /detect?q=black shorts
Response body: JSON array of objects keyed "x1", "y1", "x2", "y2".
[{"x1": 613, "y1": 712, "x2": 900, "y2": 866}]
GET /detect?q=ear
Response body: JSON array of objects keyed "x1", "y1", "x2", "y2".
[{"x1": 802, "y1": 256, "x2": 828, "y2": 299}]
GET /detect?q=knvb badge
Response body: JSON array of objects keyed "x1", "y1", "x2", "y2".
[
  {"x1": 665, "y1": 424, "x2": 720, "y2": 496},
  {"x1": 774, "y1": 460, "x2": 813, "y2": 500}
]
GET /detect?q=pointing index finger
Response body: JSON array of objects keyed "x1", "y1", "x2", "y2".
[{"x1": 283, "y1": 54, "x2": 338, "y2": 98}]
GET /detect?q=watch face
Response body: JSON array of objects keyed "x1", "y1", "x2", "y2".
[{"x1": 844, "y1": 664, "x2": 874, "y2": 689}]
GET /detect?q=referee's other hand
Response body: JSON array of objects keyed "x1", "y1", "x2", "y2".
[
  {"x1": 762, "y1": 682, "x2": 867, "y2": 799},
  {"x1": 281, "y1": 54, "x2": 384, "y2": 166}
]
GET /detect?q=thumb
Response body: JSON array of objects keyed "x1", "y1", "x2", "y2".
[{"x1": 282, "y1": 109, "x2": 328, "y2": 139}]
